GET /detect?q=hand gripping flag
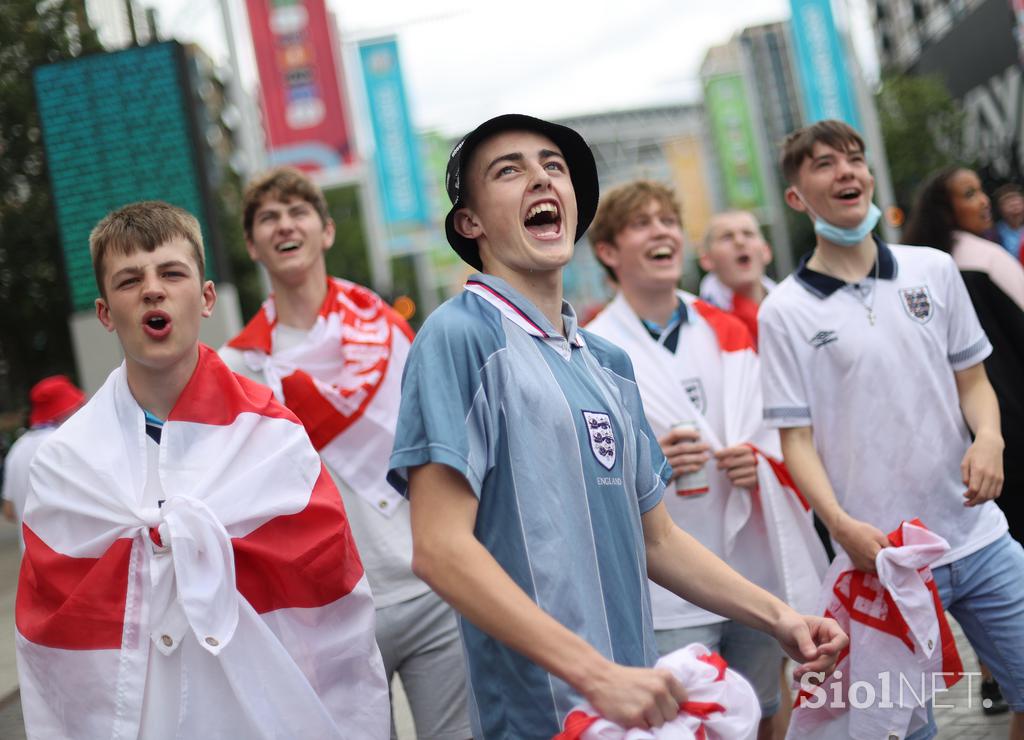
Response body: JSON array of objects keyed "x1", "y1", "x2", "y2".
[
  {"x1": 553, "y1": 644, "x2": 760, "y2": 740},
  {"x1": 226, "y1": 277, "x2": 414, "y2": 516},
  {"x1": 787, "y1": 520, "x2": 963, "y2": 740},
  {"x1": 16, "y1": 346, "x2": 390, "y2": 739},
  {"x1": 587, "y1": 292, "x2": 827, "y2": 614}
]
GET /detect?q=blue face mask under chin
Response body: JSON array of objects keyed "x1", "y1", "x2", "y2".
[{"x1": 813, "y1": 203, "x2": 882, "y2": 247}]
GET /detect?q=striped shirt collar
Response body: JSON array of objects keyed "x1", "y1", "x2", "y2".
[
  {"x1": 142, "y1": 408, "x2": 164, "y2": 443},
  {"x1": 640, "y1": 299, "x2": 688, "y2": 337},
  {"x1": 464, "y1": 273, "x2": 584, "y2": 348},
  {"x1": 795, "y1": 236, "x2": 898, "y2": 299}
]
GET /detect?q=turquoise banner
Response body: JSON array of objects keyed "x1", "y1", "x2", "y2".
[
  {"x1": 359, "y1": 37, "x2": 429, "y2": 231},
  {"x1": 789, "y1": 0, "x2": 861, "y2": 128}
]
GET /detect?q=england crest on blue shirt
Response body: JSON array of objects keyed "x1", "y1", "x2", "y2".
[
  {"x1": 582, "y1": 410, "x2": 616, "y2": 470},
  {"x1": 900, "y1": 286, "x2": 933, "y2": 324}
]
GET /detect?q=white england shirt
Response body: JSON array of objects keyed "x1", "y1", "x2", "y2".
[
  {"x1": 759, "y1": 240, "x2": 1007, "y2": 566},
  {"x1": 587, "y1": 295, "x2": 778, "y2": 629}
]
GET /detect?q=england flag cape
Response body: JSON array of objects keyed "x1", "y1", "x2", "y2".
[
  {"x1": 225, "y1": 276, "x2": 413, "y2": 517},
  {"x1": 16, "y1": 346, "x2": 389, "y2": 739},
  {"x1": 698, "y1": 274, "x2": 776, "y2": 313},
  {"x1": 553, "y1": 644, "x2": 760, "y2": 740},
  {"x1": 787, "y1": 520, "x2": 963, "y2": 740},
  {"x1": 698, "y1": 274, "x2": 776, "y2": 345},
  {"x1": 587, "y1": 291, "x2": 827, "y2": 614}
]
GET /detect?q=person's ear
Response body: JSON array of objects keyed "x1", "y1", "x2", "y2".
[
  {"x1": 784, "y1": 186, "x2": 807, "y2": 213},
  {"x1": 593, "y1": 240, "x2": 620, "y2": 274},
  {"x1": 201, "y1": 281, "x2": 217, "y2": 318},
  {"x1": 697, "y1": 249, "x2": 714, "y2": 273},
  {"x1": 95, "y1": 297, "x2": 115, "y2": 332},
  {"x1": 454, "y1": 208, "x2": 483, "y2": 240},
  {"x1": 322, "y1": 218, "x2": 336, "y2": 253},
  {"x1": 245, "y1": 237, "x2": 260, "y2": 263}
]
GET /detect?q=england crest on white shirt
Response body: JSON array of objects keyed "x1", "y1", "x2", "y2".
[
  {"x1": 900, "y1": 285, "x2": 933, "y2": 324},
  {"x1": 682, "y1": 377, "x2": 707, "y2": 415},
  {"x1": 582, "y1": 410, "x2": 616, "y2": 470}
]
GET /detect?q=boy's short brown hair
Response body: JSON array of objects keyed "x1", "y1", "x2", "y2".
[
  {"x1": 589, "y1": 180, "x2": 682, "y2": 282},
  {"x1": 89, "y1": 201, "x2": 205, "y2": 297},
  {"x1": 242, "y1": 166, "x2": 330, "y2": 239},
  {"x1": 780, "y1": 120, "x2": 866, "y2": 184}
]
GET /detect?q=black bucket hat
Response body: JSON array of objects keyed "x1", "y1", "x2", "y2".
[{"x1": 443, "y1": 114, "x2": 599, "y2": 271}]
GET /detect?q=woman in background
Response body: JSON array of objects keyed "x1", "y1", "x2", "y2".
[{"x1": 904, "y1": 167, "x2": 1024, "y2": 717}]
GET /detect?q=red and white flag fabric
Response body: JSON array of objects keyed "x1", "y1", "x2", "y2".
[
  {"x1": 553, "y1": 644, "x2": 760, "y2": 740},
  {"x1": 587, "y1": 291, "x2": 827, "y2": 615},
  {"x1": 225, "y1": 277, "x2": 414, "y2": 516},
  {"x1": 16, "y1": 346, "x2": 390, "y2": 739},
  {"x1": 788, "y1": 520, "x2": 963, "y2": 740},
  {"x1": 698, "y1": 273, "x2": 776, "y2": 347}
]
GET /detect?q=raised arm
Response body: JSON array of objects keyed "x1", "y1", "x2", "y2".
[{"x1": 408, "y1": 462, "x2": 686, "y2": 730}]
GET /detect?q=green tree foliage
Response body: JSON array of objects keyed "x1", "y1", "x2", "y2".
[
  {"x1": 320, "y1": 185, "x2": 425, "y2": 329},
  {"x1": 876, "y1": 73, "x2": 967, "y2": 210},
  {"x1": 322, "y1": 184, "x2": 372, "y2": 291},
  {"x1": 217, "y1": 167, "x2": 265, "y2": 321},
  {"x1": 0, "y1": 0, "x2": 102, "y2": 411}
]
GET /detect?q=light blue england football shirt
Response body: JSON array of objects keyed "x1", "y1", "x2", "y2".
[{"x1": 388, "y1": 273, "x2": 671, "y2": 739}]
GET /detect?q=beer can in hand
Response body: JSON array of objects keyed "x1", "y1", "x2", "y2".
[{"x1": 672, "y1": 420, "x2": 709, "y2": 497}]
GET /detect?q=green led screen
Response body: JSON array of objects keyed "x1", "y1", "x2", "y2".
[{"x1": 34, "y1": 42, "x2": 218, "y2": 312}]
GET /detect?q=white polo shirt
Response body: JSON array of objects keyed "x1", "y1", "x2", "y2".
[{"x1": 759, "y1": 240, "x2": 1007, "y2": 567}]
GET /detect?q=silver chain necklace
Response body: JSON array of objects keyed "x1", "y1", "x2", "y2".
[{"x1": 815, "y1": 248, "x2": 880, "y2": 325}]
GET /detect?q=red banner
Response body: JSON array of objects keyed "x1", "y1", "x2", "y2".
[{"x1": 245, "y1": 0, "x2": 355, "y2": 171}]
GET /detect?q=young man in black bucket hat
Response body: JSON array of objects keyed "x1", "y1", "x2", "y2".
[{"x1": 388, "y1": 114, "x2": 846, "y2": 738}]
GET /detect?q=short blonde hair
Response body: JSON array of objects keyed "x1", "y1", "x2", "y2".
[
  {"x1": 589, "y1": 180, "x2": 682, "y2": 282},
  {"x1": 89, "y1": 201, "x2": 205, "y2": 297}
]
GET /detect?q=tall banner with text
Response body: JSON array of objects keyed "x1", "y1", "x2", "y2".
[
  {"x1": 703, "y1": 73, "x2": 768, "y2": 211},
  {"x1": 789, "y1": 0, "x2": 861, "y2": 128},
  {"x1": 246, "y1": 0, "x2": 354, "y2": 172},
  {"x1": 358, "y1": 37, "x2": 429, "y2": 234}
]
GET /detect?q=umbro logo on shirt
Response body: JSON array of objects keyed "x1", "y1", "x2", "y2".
[{"x1": 808, "y1": 330, "x2": 838, "y2": 349}]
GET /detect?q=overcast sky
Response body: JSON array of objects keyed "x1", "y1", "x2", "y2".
[{"x1": 147, "y1": 0, "x2": 877, "y2": 136}]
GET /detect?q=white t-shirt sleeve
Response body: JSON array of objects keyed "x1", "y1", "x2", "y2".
[
  {"x1": 941, "y1": 254, "x2": 993, "y2": 371},
  {"x1": 759, "y1": 308, "x2": 812, "y2": 429}
]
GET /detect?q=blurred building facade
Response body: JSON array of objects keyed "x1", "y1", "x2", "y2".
[
  {"x1": 870, "y1": 0, "x2": 986, "y2": 70},
  {"x1": 870, "y1": 0, "x2": 1023, "y2": 179},
  {"x1": 738, "y1": 23, "x2": 804, "y2": 160},
  {"x1": 700, "y1": 21, "x2": 803, "y2": 275},
  {"x1": 84, "y1": 0, "x2": 158, "y2": 48},
  {"x1": 553, "y1": 104, "x2": 714, "y2": 311}
]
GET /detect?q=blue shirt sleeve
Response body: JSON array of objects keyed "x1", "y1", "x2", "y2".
[{"x1": 387, "y1": 300, "x2": 504, "y2": 498}]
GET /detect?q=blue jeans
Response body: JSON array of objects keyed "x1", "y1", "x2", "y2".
[{"x1": 908, "y1": 532, "x2": 1024, "y2": 739}]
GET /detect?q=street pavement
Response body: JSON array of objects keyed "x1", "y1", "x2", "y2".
[{"x1": 0, "y1": 518, "x2": 1011, "y2": 738}]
